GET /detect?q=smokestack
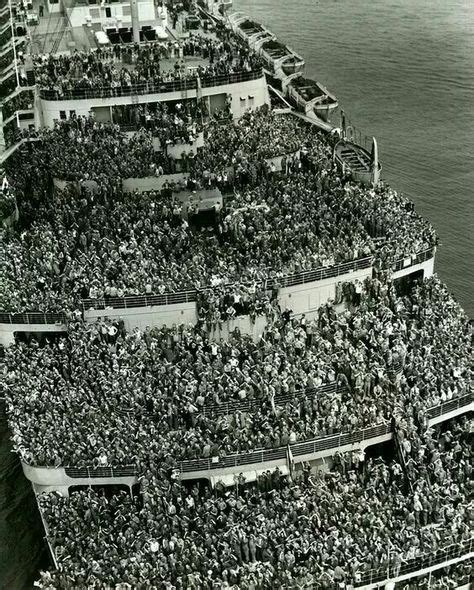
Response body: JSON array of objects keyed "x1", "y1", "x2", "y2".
[{"x1": 130, "y1": 0, "x2": 140, "y2": 43}]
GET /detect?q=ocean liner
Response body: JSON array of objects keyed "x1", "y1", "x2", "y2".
[{"x1": 0, "y1": 0, "x2": 472, "y2": 588}]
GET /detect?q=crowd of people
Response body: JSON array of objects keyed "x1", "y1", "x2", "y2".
[
  {"x1": 0, "y1": 107, "x2": 437, "y2": 313},
  {"x1": 35, "y1": 415, "x2": 472, "y2": 588},
  {"x1": 0, "y1": 183, "x2": 16, "y2": 221},
  {"x1": 3, "y1": 276, "x2": 471, "y2": 467},
  {"x1": 33, "y1": 24, "x2": 263, "y2": 98},
  {"x1": 113, "y1": 100, "x2": 206, "y2": 148},
  {"x1": 397, "y1": 563, "x2": 473, "y2": 589},
  {"x1": 1, "y1": 88, "x2": 34, "y2": 121}
]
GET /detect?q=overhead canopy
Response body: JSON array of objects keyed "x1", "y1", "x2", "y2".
[
  {"x1": 210, "y1": 465, "x2": 290, "y2": 488},
  {"x1": 174, "y1": 187, "x2": 223, "y2": 214}
]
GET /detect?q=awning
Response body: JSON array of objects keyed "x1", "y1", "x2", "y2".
[{"x1": 211, "y1": 465, "x2": 289, "y2": 488}]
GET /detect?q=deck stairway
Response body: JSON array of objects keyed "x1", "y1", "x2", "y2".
[
  {"x1": 0, "y1": 61, "x2": 13, "y2": 82},
  {"x1": 0, "y1": 20, "x2": 10, "y2": 37},
  {"x1": 2, "y1": 108, "x2": 34, "y2": 126},
  {"x1": 50, "y1": 16, "x2": 67, "y2": 54},
  {"x1": 2, "y1": 84, "x2": 34, "y2": 104},
  {"x1": 0, "y1": 37, "x2": 24, "y2": 58},
  {"x1": 0, "y1": 136, "x2": 40, "y2": 164}
]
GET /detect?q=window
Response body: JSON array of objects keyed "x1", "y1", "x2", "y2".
[
  {"x1": 105, "y1": 6, "x2": 112, "y2": 17},
  {"x1": 248, "y1": 95, "x2": 255, "y2": 108},
  {"x1": 59, "y1": 110, "x2": 66, "y2": 120},
  {"x1": 89, "y1": 8, "x2": 100, "y2": 17},
  {"x1": 240, "y1": 97, "x2": 246, "y2": 108},
  {"x1": 69, "y1": 110, "x2": 76, "y2": 117},
  {"x1": 122, "y1": 5, "x2": 130, "y2": 15}
]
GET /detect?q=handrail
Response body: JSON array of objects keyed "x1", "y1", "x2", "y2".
[
  {"x1": 0, "y1": 248, "x2": 437, "y2": 324},
  {"x1": 0, "y1": 135, "x2": 41, "y2": 164},
  {"x1": 178, "y1": 423, "x2": 391, "y2": 474},
  {"x1": 82, "y1": 289, "x2": 198, "y2": 311},
  {"x1": 354, "y1": 537, "x2": 473, "y2": 587},
  {"x1": 38, "y1": 69, "x2": 264, "y2": 102},
  {"x1": 23, "y1": 393, "x2": 473, "y2": 476},
  {"x1": 0, "y1": 84, "x2": 34, "y2": 105},
  {"x1": 0, "y1": 37, "x2": 24, "y2": 58},
  {"x1": 81, "y1": 256, "x2": 373, "y2": 312},
  {"x1": 179, "y1": 393, "x2": 472, "y2": 473},
  {"x1": 425, "y1": 392, "x2": 473, "y2": 420},
  {"x1": 124, "y1": 361, "x2": 404, "y2": 420},
  {"x1": 201, "y1": 381, "x2": 343, "y2": 417},
  {"x1": 2, "y1": 108, "x2": 34, "y2": 126},
  {"x1": 267, "y1": 256, "x2": 372, "y2": 288},
  {"x1": 389, "y1": 246, "x2": 435, "y2": 273},
  {"x1": 0, "y1": 311, "x2": 67, "y2": 324},
  {"x1": 289, "y1": 423, "x2": 391, "y2": 459},
  {"x1": 64, "y1": 465, "x2": 136, "y2": 479},
  {"x1": 195, "y1": 357, "x2": 399, "y2": 418}
]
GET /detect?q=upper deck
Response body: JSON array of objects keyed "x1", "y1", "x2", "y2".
[
  {"x1": 26, "y1": 1, "x2": 263, "y2": 94},
  {"x1": 24, "y1": 0, "x2": 166, "y2": 55},
  {"x1": 14, "y1": 1, "x2": 268, "y2": 124}
]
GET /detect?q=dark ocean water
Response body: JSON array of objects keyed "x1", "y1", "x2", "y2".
[
  {"x1": 0, "y1": 409, "x2": 48, "y2": 590},
  {"x1": 1, "y1": 1, "x2": 472, "y2": 587}
]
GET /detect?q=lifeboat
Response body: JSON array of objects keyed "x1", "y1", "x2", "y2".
[
  {"x1": 283, "y1": 73, "x2": 338, "y2": 121},
  {"x1": 334, "y1": 137, "x2": 381, "y2": 186},
  {"x1": 256, "y1": 37, "x2": 305, "y2": 76},
  {"x1": 228, "y1": 14, "x2": 304, "y2": 76},
  {"x1": 229, "y1": 15, "x2": 274, "y2": 48}
]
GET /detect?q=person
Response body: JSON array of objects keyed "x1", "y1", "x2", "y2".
[{"x1": 35, "y1": 415, "x2": 472, "y2": 589}]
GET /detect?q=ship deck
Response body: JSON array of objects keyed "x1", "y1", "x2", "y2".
[{"x1": 23, "y1": 0, "x2": 216, "y2": 61}]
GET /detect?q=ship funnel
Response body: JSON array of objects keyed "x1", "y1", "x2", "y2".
[{"x1": 371, "y1": 137, "x2": 380, "y2": 186}]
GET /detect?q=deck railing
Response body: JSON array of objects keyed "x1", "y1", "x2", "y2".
[
  {"x1": 196, "y1": 358, "x2": 403, "y2": 417},
  {"x1": 177, "y1": 392, "x2": 472, "y2": 473},
  {"x1": 267, "y1": 256, "x2": 372, "y2": 288},
  {"x1": 425, "y1": 392, "x2": 473, "y2": 420},
  {"x1": 38, "y1": 69, "x2": 264, "y2": 102},
  {"x1": 178, "y1": 422, "x2": 391, "y2": 474},
  {"x1": 179, "y1": 446, "x2": 287, "y2": 473},
  {"x1": 0, "y1": 311, "x2": 66, "y2": 324},
  {"x1": 0, "y1": 247, "x2": 438, "y2": 323},
  {"x1": 82, "y1": 290, "x2": 197, "y2": 311},
  {"x1": 201, "y1": 381, "x2": 343, "y2": 417},
  {"x1": 26, "y1": 392, "x2": 472, "y2": 479},
  {"x1": 355, "y1": 537, "x2": 473, "y2": 587},
  {"x1": 120, "y1": 360, "x2": 404, "y2": 420},
  {"x1": 290, "y1": 423, "x2": 391, "y2": 460},
  {"x1": 81, "y1": 256, "x2": 373, "y2": 312},
  {"x1": 64, "y1": 465, "x2": 137, "y2": 479},
  {"x1": 390, "y1": 247, "x2": 435, "y2": 273}
]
